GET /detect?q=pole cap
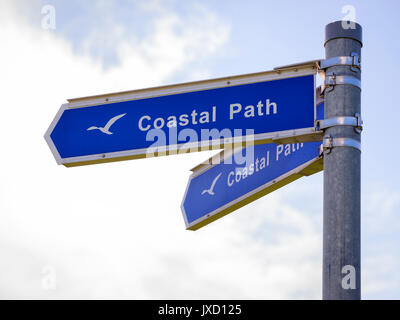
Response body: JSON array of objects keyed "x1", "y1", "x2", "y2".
[{"x1": 325, "y1": 21, "x2": 362, "y2": 47}]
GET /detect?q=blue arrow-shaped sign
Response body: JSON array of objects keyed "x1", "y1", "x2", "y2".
[
  {"x1": 181, "y1": 102, "x2": 324, "y2": 230},
  {"x1": 45, "y1": 68, "x2": 317, "y2": 166}
]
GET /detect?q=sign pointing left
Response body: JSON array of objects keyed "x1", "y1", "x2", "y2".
[
  {"x1": 181, "y1": 141, "x2": 323, "y2": 230},
  {"x1": 181, "y1": 100, "x2": 324, "y2": 230},
  {"x1": 44, "y1": 65, "x2": 318, "y2": 167}
]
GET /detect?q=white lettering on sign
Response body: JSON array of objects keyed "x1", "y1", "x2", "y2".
[
  {"x1": 276, "y1": 143, "x2": 304, "y2": 161},
  {"x1": 229, "y1": 99, "x2": 277, "y2": 119},
  {"x1": 227, "y1": 152, "x2": 269, "y2": 187},
  {"x1": 227, "y1": 143, "x2": 306, "y2": 188},
  {"x1": 138, "y1": 106, "x2": 217, "y2": 132},
  {"x1": 138, "y1": 99, "x2": 278, "y2": 132}
]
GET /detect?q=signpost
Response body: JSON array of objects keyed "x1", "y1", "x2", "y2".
[
  {"x1": 322, "y1": 21, "x2": 362, "y2": 300},
  {"x1": 45, "y1": 65, "x2": 318, "y2": 167},
  {"x1": 44, "y1": 20, "x2": 363, "y2": 300}
]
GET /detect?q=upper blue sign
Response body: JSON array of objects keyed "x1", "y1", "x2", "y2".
[{"x1": 45, "y1": 68, "x2": 316, "y2": 166}]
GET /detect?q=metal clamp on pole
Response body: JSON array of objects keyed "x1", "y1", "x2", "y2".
[
  {"x1": 322, "y1": 135, "x2": 361, "y2": 154},
  {"x1": 319, "y1": 52, "x2": 361, "y2": 72},
  {"x1": 321, "y1": 72, "x2": 361, "y2": 94},
  {"x1": 317, "y1": 113, "x2": 363, "y2": 134}
]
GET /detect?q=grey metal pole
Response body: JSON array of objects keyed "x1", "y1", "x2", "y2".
[{"x1": 323, "y1": 21, "x2": 362, "y2": 299}]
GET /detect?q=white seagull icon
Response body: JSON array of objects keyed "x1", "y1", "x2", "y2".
[
  {"x1": 87, "y1": 113, "x2": 127, "y2": 135},
  {"x1": 201, "y1": 173, "x2": 222, "y2": 196}
]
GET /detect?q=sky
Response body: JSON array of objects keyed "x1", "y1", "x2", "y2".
[{"x1": 0, "y1": 0, "x2": 399, "y2": 299}]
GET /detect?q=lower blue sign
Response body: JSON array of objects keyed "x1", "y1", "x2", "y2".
[
  {"x1": 181, "y1": 102, "x2": 324, "y2": 230},
  {"x1": 181, "y1": 141, "x2": 322, "y2": 230}
]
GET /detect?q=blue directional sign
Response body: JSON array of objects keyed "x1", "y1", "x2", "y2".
[
  {"x1": 181, "y1": 102, "x2": 324, "y2": 230},
  {"x1": 44, "y1": 68, "x2": 317, "y2": 166},
  {"x1": 181, "y1": 141, "x2": 322, "y2": 230}
]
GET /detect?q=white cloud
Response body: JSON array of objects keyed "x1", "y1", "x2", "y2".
[
  {"x1": 363, "y1": 185, "x2": 400, "y2": 234},
  {"x1": 0, "y1": 0, "x2": 326, "y2": 299},
  {"x1": 361, "y1": 184, "x2": 400, "y2": 298}
]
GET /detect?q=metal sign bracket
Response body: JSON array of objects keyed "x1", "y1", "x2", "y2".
[
  {"x1": 317, "y1": 113, "x2": 363, "y2": 134},
  {"x1": 319, "y1": 52, "x2": 361, "y2": 72},
  {"x1": 321, "y1": 72, "x2": 362, "y2": 94},
  {"x1": 322, "y1": 135, "x2": 361, "y2": 154},
  {"x1": 318, "y1": 52, "x2": 361, "y2": 96}
]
